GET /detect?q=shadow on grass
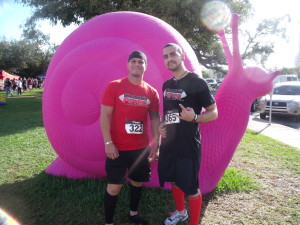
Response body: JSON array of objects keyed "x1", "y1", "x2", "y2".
[
  {"x1": 200, "y1": 192, "x2": 218, "y2": 223},
  {"x1": 0, "y1": 172, "x2": 107, "y2": 225},
  {"x1": 0, "y1": 172, "x2": 180, "y2": 225},
  {"x1": 0, "y1": 171, "x2": 224, "y2": 225},
  {"x1": 0, "y1": 96, "x2": 44, "y2": 138}
]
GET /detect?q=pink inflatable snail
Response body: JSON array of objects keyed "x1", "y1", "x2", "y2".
[
  {"x1": 43, "y1": 11, "x2": 201, "y2": 183},
  {"x1": 199, "y1": 13, "x2": 280, "y2": 194},
  {"x1": 43, "y1": 12, "x2": 279, "y2": 195}
]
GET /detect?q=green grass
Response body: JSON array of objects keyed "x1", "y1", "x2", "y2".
[
  {"x1": 239, "y1": 129, "x2": 300, "y2": 175},
  {"x1": 213, "y1": 168, "x2": 260, "y2": 194},
  {"x1": 0, "y1": 90, "x2": 299, "y2": 225}
]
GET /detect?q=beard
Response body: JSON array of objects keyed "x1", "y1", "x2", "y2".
[
  {"x1": 167, "y1": 60, "x2": 182, "y2": 71},
  {"x1": 130, "y1": 71, "x2": 144, "y2": 78}
]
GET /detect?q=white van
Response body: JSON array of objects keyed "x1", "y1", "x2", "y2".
[{"x1": 273, "y1": 75, "x2": 299, "y2": 84}]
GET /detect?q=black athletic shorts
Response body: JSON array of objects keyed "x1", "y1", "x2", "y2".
[
  {"x1": 158, "y1": 156, "x2": 200, "y2": 195},
  {"x1": 105, "y1": 147, "x2": 151, "y2": 184}
]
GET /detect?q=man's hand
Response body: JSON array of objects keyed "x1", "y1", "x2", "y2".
[
  {"x1": 159, "y1": 121, "x2": 167, "y2": 138},
  {"x1": 178, "y1": 104, "x2": 195, "y2": 122},
  {"x1": 105, "y1": 143, "x2": 119, "y2": 160},
  {"x1": 148, "y1": 145, "x2": 159, "y2": 162}
]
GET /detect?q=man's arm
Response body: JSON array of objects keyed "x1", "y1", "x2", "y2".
[
  {"x1": 148, "y1": 110, "x2": 160, "y2": 162},
  {"x1": 100, "y1": 105, "x2": 119, "y2": 159},
  {"x1": 197, "y1": 103, "x2": 218, "y2": 123},
  {"x1": 178, "y1": 103, "x2": 218, "y2": 123}
]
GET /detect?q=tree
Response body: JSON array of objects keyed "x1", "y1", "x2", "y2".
[
  {"x1": 280, "y1": 67, "x2": 300, "y2": 76},
  {"x1": 0, "y1": 18, "x2": 57, "y2": 77},
  {"x1": 0, "y1": 38, "x2": 54, "y2": 77},
  {"x1": 16, "y1": 0, "x2": 286, "y2": 73},
  {"x1": 201, "y1": 70, "x2": 210, "y2": 79},
  {"x1": 21, "y1": 19, "x2": 51, "y2": 46},
  {"x1": 240, "y1": 15, "x2": 289, "y2": 67}
]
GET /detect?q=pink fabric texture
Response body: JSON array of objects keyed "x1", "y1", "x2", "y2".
[
  {"x1": 199, "y1": 14, "x2": 279, "y2": 193},
  {"x1": 44, "y1": 12, "x2": 279, "y2": 194},
  {"x1": 43, "y1": 11, "x2": 199, "y2": 190}
]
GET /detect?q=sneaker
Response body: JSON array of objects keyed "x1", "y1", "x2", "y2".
[
  {"x1": 164, "y1": 209, "x2": 188, "y2": 225},
  {"x1": 129, "y1": 214, "x2": 149, "y2": 225}
]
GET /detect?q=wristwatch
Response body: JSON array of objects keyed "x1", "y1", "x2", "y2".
[
  {"x1": 105, "y1": 141, "x2": 113, "y2": 145},
  {"x1": 192, "y1": 114, "x2": 198, "y2": 123}
]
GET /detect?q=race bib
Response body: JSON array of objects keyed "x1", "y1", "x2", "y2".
[
  {"x1": 125, "y1": 120, "x2": 143, "y2": 134},
  {"x1": 165, "y1": 109, "x2": 180, "y2": 124}
]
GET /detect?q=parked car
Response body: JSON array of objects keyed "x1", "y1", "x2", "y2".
[
  {"x1": 205, "y1": 78, "x2": 217, "y2": 86},
  {"x1": 273, "y1": 74, "x2": 299, "y2": 84},
  {"x1": 251, "y1": 98, "x2": 260, "y2": 112},
  {"x1": 258, "y1": 81, "x2": 300, "y2": 121}
]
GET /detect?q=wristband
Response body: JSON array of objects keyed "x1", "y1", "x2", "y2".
[
  {"x1": 105, "y1": 141, "x2": 113, "y2": 145},
  {"x1": 192, "y1": 114, "x2": 198, "y2": 123}
]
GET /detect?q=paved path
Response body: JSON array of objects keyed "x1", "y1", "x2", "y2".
[{"x1": 247, "y1": 114, "x2": 300, "y2": 150}]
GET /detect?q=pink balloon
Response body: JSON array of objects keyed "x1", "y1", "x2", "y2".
[
  {"x1": 199, "y1": 14, "x2": 279, "y2": 194},
  {"x1": 43, "y1": 11, "x2": 200, "y2": 187},
  {"x1": 44, "y1": 12, "x2": 279, "y2": 195}
]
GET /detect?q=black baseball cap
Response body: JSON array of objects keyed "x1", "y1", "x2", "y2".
[{"x1": 128, "y1": 50, "x2": 147, "y2": 64}]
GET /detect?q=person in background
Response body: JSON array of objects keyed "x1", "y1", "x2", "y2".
[
  {"x1": 100, "y1": 50, "x2": 160, "y2": 225},
  {"x1": 28, "y1": 77, "x2": 33, "y2": 92},
  {"x1": 17, "y1": 78, "x2": 22, "y2": 95},
  {"x1": 158, "y1": 43, "x2": 218, "y2": 225},
  {"x1": 12, "y1": 78, "x2": 17, "y2": 91},
  {"x1": 22, "y1": 77, "x2": 27, "y2": 92},
  {"x1": 4, "y1": 78, "x2": 14, "y2": 98},
  {"x1": 41, "y1": 78, "x2": 45, "y2": 90}
]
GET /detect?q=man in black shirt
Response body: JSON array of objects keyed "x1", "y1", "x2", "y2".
[{"x1": 158, "y1": 43, "x2": 218, "y2": 225}]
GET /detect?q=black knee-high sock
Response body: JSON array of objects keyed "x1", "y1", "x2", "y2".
[
  {"x1": 130, "y1": 184, "x2": 143, "y2": 212},
  {"x1": 104, "y1": 191, "x2": 118, "y2": 224}
]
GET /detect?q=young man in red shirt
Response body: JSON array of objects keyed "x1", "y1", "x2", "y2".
[{"x1": 100, "y1": 51, "x2": 160, "y2": 225}]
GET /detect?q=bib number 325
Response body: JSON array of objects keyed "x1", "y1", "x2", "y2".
[{"x1": 125, "y1": 120, "x2": 143, "y2": 134}]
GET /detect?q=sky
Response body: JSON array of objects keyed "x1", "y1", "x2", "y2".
[
  {"x1": 0, "y1": 0, "x2": 300, "y2": 69},
  {"x1": 0, "y1": 0, "x2": 78, "y2": 45},
  {"x1": 248, "y1": 0, "x2": 300, "y2": 68}
]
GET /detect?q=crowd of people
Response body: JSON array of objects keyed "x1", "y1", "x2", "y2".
[{"x1": 3, "y1": 77, "x2": 45, "y2": 98}]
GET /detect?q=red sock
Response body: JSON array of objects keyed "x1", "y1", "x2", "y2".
[
  {"x1": 189, "y1": 195, "x2": 202, "y2": 225},
  {"x1": 172, "y1": 186, "x2": 185, "y2": 211}
]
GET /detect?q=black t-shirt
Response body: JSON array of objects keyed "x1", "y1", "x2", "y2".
[
  {"x1": 160, "y1": 72, "x2": 215, "y2": 159},
  {"x1": 5, "y1": 80, "x2": 12, "y2": 87}
]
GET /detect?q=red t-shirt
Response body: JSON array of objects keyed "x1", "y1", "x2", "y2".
[{"x1": 102, "y1": 78, "x2": 159, "y2": 150}]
